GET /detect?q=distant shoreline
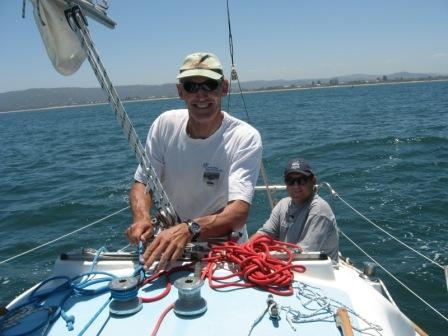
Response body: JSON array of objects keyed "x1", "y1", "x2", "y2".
[
  {"x1": 0, "y1": 96, "x2": 179, "y2": 114},
  {"x1": 1, "y1": 78, "x2": 447, "y2": 114},
  {"x1": 242, "y1": 78, "x2": 448, "y2": 94}
]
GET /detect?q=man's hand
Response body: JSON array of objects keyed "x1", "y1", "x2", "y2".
[
  {"x1": 142, "y1": 223, "x2": 191, "y2": 270},
  {"x1": 126, "y1": 219, "x2": 153, "y2": 244}
]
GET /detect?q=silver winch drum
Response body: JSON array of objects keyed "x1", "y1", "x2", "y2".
[
  {"x1": 173, "y1": 276, "x2": 207, "y2": 316},
  {"x1": 108, "y1": 276, "x2": 142, "y2": 316}
]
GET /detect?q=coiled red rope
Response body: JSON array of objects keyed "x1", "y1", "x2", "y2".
[{"x1": 202, "y1": 235, "x2": 306, "y2": 296}]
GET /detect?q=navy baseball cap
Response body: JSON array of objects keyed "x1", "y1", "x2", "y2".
[{"x1": 284, "y1": 158, "x2": 314, "y2": 177}]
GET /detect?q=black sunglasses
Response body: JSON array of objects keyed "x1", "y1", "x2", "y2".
[
  {"x1": 182, "y1": 79, "x2": 221, "y2": 93},
  {"x1": 285, "y1": 176, "x2": 311, "y2": 186}
]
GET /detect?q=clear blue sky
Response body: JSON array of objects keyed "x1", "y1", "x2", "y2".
[{"x1": 1, "y1": 0, "x2": 447, "y2": 93}]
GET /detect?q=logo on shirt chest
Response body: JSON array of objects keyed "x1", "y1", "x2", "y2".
[{"x1": 202, "y1": 162, "x2": 222, "y2": 186}]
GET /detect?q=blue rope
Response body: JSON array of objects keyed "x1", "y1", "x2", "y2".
[
  {"x1": 1, "y1": 246, "x2": 145, "y2": 335},
  {"x1": 136, "y1": 241, "x2": 146, "y2": 282},
  {"x1": 60, "y1": 308, "x2": 75, "y2": 331},
  {"x1": 89, "y1": 247, "x2": 107, "y2": 273},
  {"x1": 109, "y1": 282, "x2": 139, "y2": 302},
  {"x1": 77, "y1": 296, "x2": 113, "y2": 336},
  {"x1": 71, "y1": 271, "x2": 116, "y2": 296}
]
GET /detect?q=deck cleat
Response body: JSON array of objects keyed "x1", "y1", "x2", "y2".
[{"x1": 360, "y1": 261, "x2": 378, "y2": 281}]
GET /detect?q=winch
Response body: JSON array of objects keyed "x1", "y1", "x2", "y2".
[
  {"x1": 173, "y1": 276, "x2": 207, "y2": 317},
  {"x1": 109, "y1": 276, "x2": 142, "y2": 316}
]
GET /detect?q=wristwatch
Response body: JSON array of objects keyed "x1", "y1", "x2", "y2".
[{"x1": 186, "y1": 219, "x2": 201, "y2": 241}]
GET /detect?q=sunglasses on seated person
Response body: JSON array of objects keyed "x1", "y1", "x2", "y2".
[
  {"x1": 182, "y1": 79, "x2": 222, "y2": 93},
  {"x1": 285, "y1": 175, "x2": 312, "y2": 186}
]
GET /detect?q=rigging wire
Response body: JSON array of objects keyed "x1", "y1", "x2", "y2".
[
  {"x1": 64, "y1": 5, "x2": 179, "y2": 230},
  {"x1": 317, "y1": 183, "x2": 448, "y2": 322},
  {"x1": 0, "y1": 206, "x2": 129, "y2": 265},
  {"x1": 339, "y1": 229, "x2": 448, "y2": 323},
  {"x1": 318, "y1": 182, "x2": 446, "y2": 273},
  {"x1": 335, "y1": 192, "x2": 445, "y2": 271},
  {"x1": 225, "y1": 0, "x2": 275, "y2": 210}
]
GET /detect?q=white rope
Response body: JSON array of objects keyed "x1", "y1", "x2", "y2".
[
  {"x1": 339, "y1": 229, "x2": 448, "y2": 323},
  {"x1": 281, "y1": 281, "x2": 383, "y2": 335},
  {"x1": 0, "y1": 206, "x2": 129, "y2": 265},
  {"x1": 247, "y1": 305, "x2": 268, "y2": 336}
]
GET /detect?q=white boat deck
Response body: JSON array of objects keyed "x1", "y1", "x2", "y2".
[{"x1": 3, "y1": 250, "x2": 417, "y2": 336}]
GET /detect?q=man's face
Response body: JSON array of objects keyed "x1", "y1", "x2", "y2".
[
  {"x1": 177, "y1": 76, "x2": 228, "y2": 123},
  {"x1": 285, "y1": 173, "x2": 316, "y2": 204}
]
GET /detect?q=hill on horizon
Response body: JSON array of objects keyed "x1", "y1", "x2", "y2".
[{"x1": 0, "y1": 71, "x2": 446, "y2": 112}]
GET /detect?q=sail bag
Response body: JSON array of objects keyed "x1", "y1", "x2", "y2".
[{"x1": 31, "y1": 0, "x2": 86, "y2": 75}]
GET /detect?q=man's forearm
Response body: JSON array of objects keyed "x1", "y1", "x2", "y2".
[
  {"x1": 197, "y1": 200, "x2": 249, "y2": 239},
  {"x1": 129, "y1": 181, "x2": 152, "y2": 222}
]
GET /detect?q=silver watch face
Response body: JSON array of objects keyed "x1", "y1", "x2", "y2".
[{"x1": 190, "y1": 221, "x2": 201, "y2": 234}]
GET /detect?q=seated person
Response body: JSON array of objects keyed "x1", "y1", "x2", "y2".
[{"x1": 251, "y1": 158, "x2": 339, "y2": 262}]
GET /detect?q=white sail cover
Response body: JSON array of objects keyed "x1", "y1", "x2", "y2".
[{"x1": 31, "y1": 0, "x2": 86, "y2": 75}]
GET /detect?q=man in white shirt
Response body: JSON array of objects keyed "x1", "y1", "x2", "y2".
[{"x1": 126, "y1": 52, "x2": 262, "y2": 269}]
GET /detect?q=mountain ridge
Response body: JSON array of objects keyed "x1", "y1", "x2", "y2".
[{"x1": 1, "y1": 72, "x2": 446, "y2": 112}]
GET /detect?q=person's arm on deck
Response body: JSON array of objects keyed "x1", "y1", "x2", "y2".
[{"x1": 126, "y1": 181, "x2": 153, "y2": 244}]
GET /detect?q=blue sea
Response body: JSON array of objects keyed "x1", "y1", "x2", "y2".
[{"x1": 1, "y1": 80, "x2": 447, "y2": 335}]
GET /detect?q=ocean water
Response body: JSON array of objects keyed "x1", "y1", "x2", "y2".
[{"x1": 0, "y1": 80, "x2": 447, "y2": 334}]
